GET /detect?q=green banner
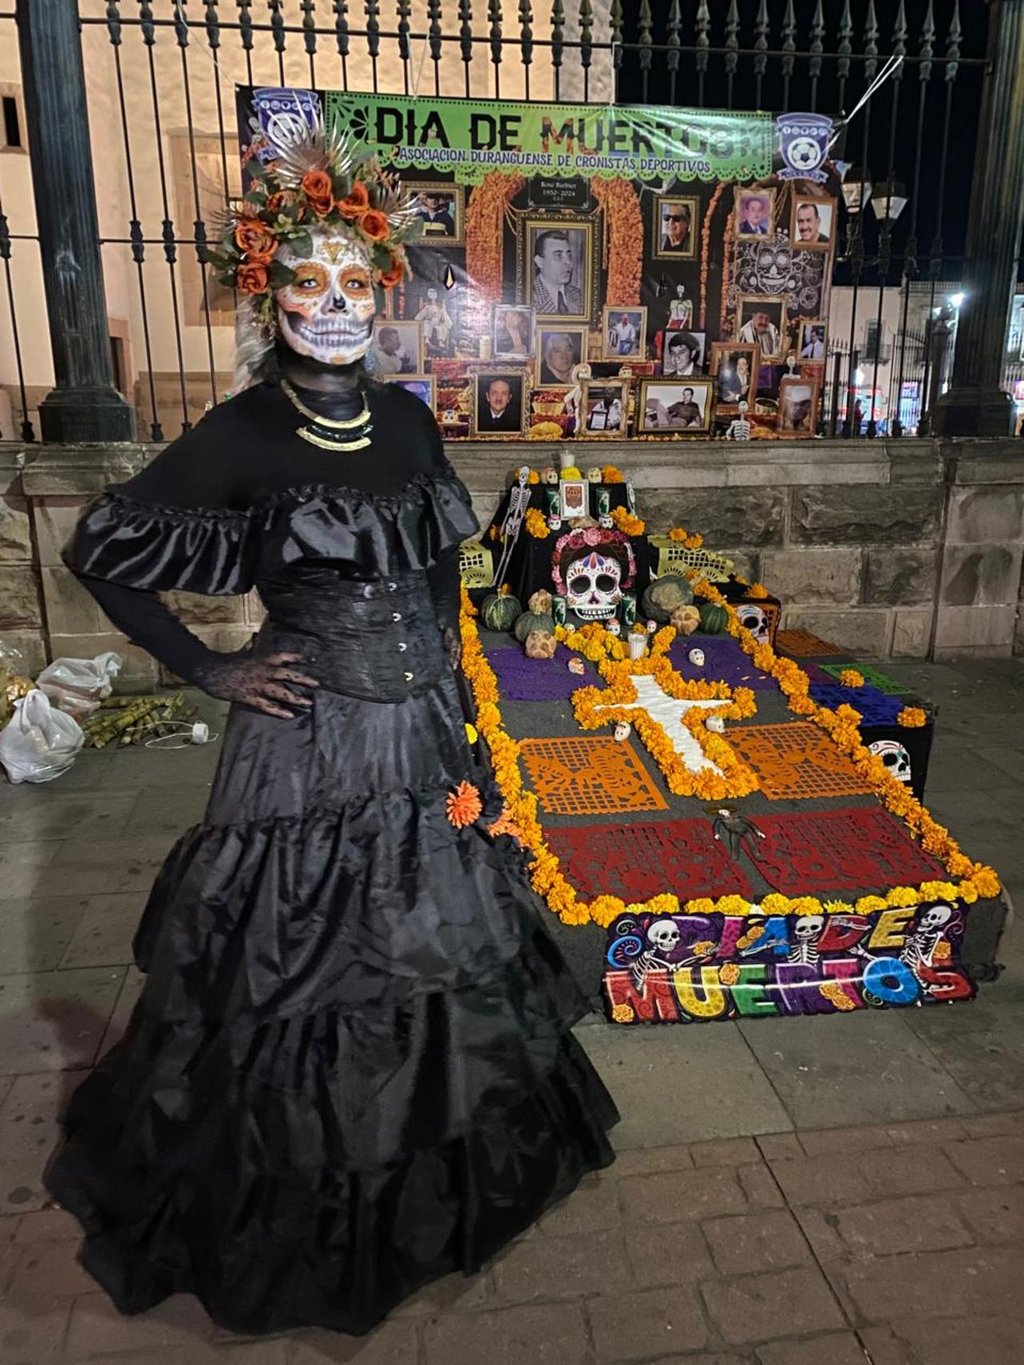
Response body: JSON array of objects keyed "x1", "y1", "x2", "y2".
[{"x1": 324, "y1": 93, "x2": 772, "y2": 185}]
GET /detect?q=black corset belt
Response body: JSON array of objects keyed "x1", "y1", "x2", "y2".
[{"x1": 256, "y1": 569, "x2": 450, "y2": 702}]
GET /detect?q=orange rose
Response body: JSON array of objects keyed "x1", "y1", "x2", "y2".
[
  {"x1": 359, "y1": 208, "x2": 390, "y2": 242},
  {"x1": 236, "y1": 262, "x2": 269, "y2": 295},
  {"x1": 234, "y1": 220, "x2": 278, "y2": 263},
  {"x1": 301, "y1": 169, "x2": 334, "y2": 216},
  {"x1": 337, "y1": 181, "x2": 370, "y2": 219},
  {"x1": 378, "y1": 253, "x2": 405, "y2": 288},
  {"x1": 265, "y1": 189, "x2": 297, "y2": 217}
]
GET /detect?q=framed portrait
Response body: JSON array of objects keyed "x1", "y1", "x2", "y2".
[
  {"x1": 735, "y1": 296, "x2": 788, "y2": 362},
  {"x1": 660, "y1": 329, "x2": 707, "y2": 379},
  {"x1": 534, "y1": 324, "x2": 588, "y2": 387},
  {"x1": 471, "y1": 368, "x2": 528, "y2": 439},
  {"x1": 734, "y1": 187, "x2": 776, "y2": 239},
  {"x1": 493, "y1": 305, "x2": 535, "y2": 360},
  {"x1": 406, "y1": 181, "x2": 464, "y2": 246},
  {"x1": 371, "y1": 320, "x2": 423, "y2": 375},
  {"x1": 602, "y1": 306, "x2": 647, "y2": 361},
  {"x1": 390, "y1": 374, "x2": 436, "y2": 409},
  {"x1": 652, "y1": 195, "x2": 699, "y2": 260},
  {"x1": 790, "y1": 196, "x2": 837, "y2": 249},
  {"x1": 778, "y1": 376, "x2": 820, "y2": 435},
  {"x1": 559, "y1": 479, "x2": 590, "y2": 518},
  {"x1": 581, "y1": 379, "x2": 629, "y2": 437},
  {"x1": 523, "y1": 218, "x2": 594, "y2": 321},
  {"x1": 709, "y1": 342, "x2": 759, "y2": 410},
  {"x1": 639, "y1": 379, "x2": 714, "y2": 434},
  {"x1": 405, "y1": 282, "x2": 457, "y2": 358},
  {"x1": 798, "y1": 320, "x2": 827, "y2": 362}
]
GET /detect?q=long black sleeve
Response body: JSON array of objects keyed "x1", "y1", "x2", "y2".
[
  {"x1": 78, "y1": 575, "x2": 218, "y2": 685},
  {"x1": 425, "y1": 546, "x2": 462, "y2": 632}
]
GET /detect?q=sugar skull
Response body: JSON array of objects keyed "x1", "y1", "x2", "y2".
[
  {"x1": 688, "y1": 647, "x2": 705, "y2": 667},
  {"x1": 614, "y1": 721, "x2": 631, "y2": 742},
  {"x1": 586, "y1": 467, "x2": 603, "y2": 483},
  {"x1": 869, "y1": 739, "x2": 912, "y2": 784},
  {"x1": 738, "y1": 603, "x2": 770, "y2": 644},
  {"x1": 552, "y1": 528, "x2": 636, "y2": 623},
  {"x1": 706, "y1": 714, "x2": 725, "y2": 733},
  {"x1": 606, "y1": 618, "x2": 622, "y2": 636},
  {"x1": 274, "y1": 227, "x2": 377, "y2": 366}
]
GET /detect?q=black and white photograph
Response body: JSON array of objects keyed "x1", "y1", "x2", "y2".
[
  {"x1": 710, "y1": 342, "x2": 759, "y2": 409},
  {"x1": 524, "y1": 219, "x2": 593, "y2": 320},
  {"x1": 581, "y1": 380, "x2": 628, "y2": 436},
  {"x1": 409, "y1": 284, "x2": 456, "y2": 358},
  {"x1": 602, "y1": 306, "x2": 646, "y2": 360},
  {"x1": 652, "y1": 195, "x2": 699, "y2": 259},
  {"x1": 639, "y1": 378, "x2": 714, "y2": 433},
  {"x1": 407, "y1": 182, "x2": 464, "y2": 244},
  {"x1": 472, "y1": 369, "x2": 527, "y2": 437},
  {"x1": 493, "y1": 305, "x2": 535, "y2": 359},
  {"x1": 790, "y1": 197, "x2": 836, "y2": 248},
  {"x1": 735, "y1": 188, "x2": 775, "y2": 238},
  {"x1": 660, "y1": 329, "x2": 706, "y2": 378},
  {"x1": 371, "y1": 320, "x2": 423, "y2": 375},
  {"x1": 736, "y1": 296, "x2": 787, "y2": 361},
  {"x1": 535, "y1": 326, "x2": 587, "y2": 386}
]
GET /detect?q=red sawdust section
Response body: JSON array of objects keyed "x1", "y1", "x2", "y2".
[
  {"x1": 727, "y1": 722, "x2": 874, "y2": 801},
  {"x1": 753, "y1": 806, "x2": 947, "y2": 893},
  {"x1": 518, "y1": 736, "x2": 668, "y2": 816}
]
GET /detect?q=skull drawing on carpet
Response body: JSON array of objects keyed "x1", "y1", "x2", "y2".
[
  {"x1": 787, "y1": 914, "x2": 825, "y2": 966},
  {"x1": 631, "y1": 917, "x2": 682, "y2": 987},
  {"x1": 738, "y1": 604, "x2": 770, "y2": 644},
  {"x1": 869, "y1": 739, "x2": 912, "y2": 784},
  {"x1": 900, "y1": 902, "x2": 958, "y2": 977},
  {"x1": 551, "y1": 527, "x2": 636, "y2": 623}
]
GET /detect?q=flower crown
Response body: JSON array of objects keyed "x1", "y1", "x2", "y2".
[{"x1": 213, "y1": 110, "x2": 422, "y2": 327}]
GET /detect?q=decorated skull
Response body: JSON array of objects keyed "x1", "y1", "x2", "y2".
[
  {"x1": 738, "y1": 603, "x2": 770, "y2": 644},
  {"x1": 794, "y1": 914, "x2": 824, "y2": 941},
  {"x1": 614, "y1": 721, "x2": 632, "y2": 742},
  {"x1": 275, "y1": 227, "x2": 377, "y2": 366},
  {"x1": 586, "y1": 467, "x2": 603, "y2": 483},
  {"x1": 869, "y1": 739, "x2": 912, "y2": 784},
  {"x1": 565, "y1": 551, "x2": 623, "y2": 619},
  {"x1": 606, "y1": 618, "x2": 622, "y2": 636},
  {"x1": 647, "y1": 919, "x2": 680, "y2": 954},
  {"x1": 688, "y1": 647, "x2": 706, "y2": 667},
  {"x1": 706, "y1": 714, "x2": 726, "y2": 733}
]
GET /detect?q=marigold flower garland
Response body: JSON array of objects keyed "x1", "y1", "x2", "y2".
[
  {"x1": 458, "y1": 583, "x2": 1001, "y2": 927},
  {"x1": 524, "y1": 508, "x2": 550, "y2": 539},
  {"x1": 611, "y1": 506, "x2": 646, "y2": 537}
]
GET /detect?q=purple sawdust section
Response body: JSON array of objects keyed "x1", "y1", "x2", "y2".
[
  {"x1": 808, "y1": 683, "x2": 907, "y2": 725},
  {"x1": 667, "y1": 635, "x2": 776, "y2": 690},
  {"x1": 487, "y1": 645, "x2": 594, "y2": 701}
]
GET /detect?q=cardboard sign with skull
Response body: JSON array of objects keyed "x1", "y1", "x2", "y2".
[{"x1": 551, "y1": 527, "x2": 637, "y2": 622}]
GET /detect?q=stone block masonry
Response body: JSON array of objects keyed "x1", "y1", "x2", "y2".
[{"x1": 2, "y1": 436, "x2": 1023, "y2": 671}]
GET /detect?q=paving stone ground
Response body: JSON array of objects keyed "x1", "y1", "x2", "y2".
[{"x1": 0, "y1": 659, "x2": 1022, "y2": 1364}]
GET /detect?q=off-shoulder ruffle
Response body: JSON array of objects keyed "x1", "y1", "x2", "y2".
[{"x1": 64, "y1": 468, "x2": 479, "y2": 595}]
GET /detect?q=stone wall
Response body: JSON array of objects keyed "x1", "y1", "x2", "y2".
[{"x1": 2, "y1": 436, "x2": 1023, "y2": 687}]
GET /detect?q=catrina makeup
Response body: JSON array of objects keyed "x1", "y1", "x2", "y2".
[{"x1": 275, "y1": 229, "x2": 377, "y2": 366}]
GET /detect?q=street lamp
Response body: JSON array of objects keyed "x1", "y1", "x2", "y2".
[
  {"x1": 841, "y1": 166, "x2": 873, "y2": 214},
  {"x1": 869, "y1": 180, "x2": 908, "y2": 224}
]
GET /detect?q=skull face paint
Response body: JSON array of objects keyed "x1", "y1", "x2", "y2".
[{"x1": 275, "y1": 229, "x2": 377, "y2": 365}]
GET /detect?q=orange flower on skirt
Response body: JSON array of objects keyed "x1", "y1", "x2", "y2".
[{"x1": 446, "y1": 781, "x2": 483, "y2": 829}]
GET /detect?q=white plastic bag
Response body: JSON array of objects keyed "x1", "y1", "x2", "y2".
[
  {"x1": 36, "y1": 651, "x2": 122, "y2": 720},
  {"x1": 0, "y1": 689, "x2": 84, "y2": 783}
]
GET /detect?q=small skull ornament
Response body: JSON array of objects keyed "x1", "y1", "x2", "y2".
[
  {"x1": 567, "y1": 656, "x2": 586, "y2": 675},
  {"x1": 646, "y1": 619, "x2": 658, "y2": 634},
  {"x1": 586, "y1": 467, "x2": 603, "y2": 483},
  {"x1": 688, "y1": 647, "x2": 706, "y2": 667},
  {"x1": 598, "y1": 514, "x2": 614, "y2": 529},
  {"x1": 547, "y1": 514, "x2": 562, "y2": 531},
  {"x1": 606, "y1": 619, "x2": 622, "y2": 636},
  {"x1": 614, "y1": 721, "x2": 632, "y2": 742},
  {"x1": 706, "y1": 714, "x2": 725, "y2": 733},
  {"x1": 543, "y1": 466, "x2": 559, "y2": 485}
]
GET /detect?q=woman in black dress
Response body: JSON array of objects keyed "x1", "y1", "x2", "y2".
[{"x1": 45, "y1": 116, "x2": 617, "y2": 1337}]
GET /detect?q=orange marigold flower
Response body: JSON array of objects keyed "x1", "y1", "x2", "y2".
[
  {"x1": 336, "y1": 181, "x2": 370, "y2": 219},
  {"x1": 301, "y1": 169, "x2": 335, "y2": 216},
  {"x1": 378, "y1": 253, "x2": 405, "y2": 288},
  {"x1": 601, "y1": 464, "x2": 625, "y2": 483},
  {"x1": 669, "y1": 527, "x2": 688, "y2": 542},
  {"x1": 527, "y1": 469, "x2": 540, "y2": 485},
  {"x1": 525, "y1": 508, "x2": 550, "y2": 539},
  {"x1": 897, "y1": 706, "x2": 927, "y2": 728},
  {"x1": 747, "y1": 583, "x2": 769, "y2": 599},
  {"x1": 611, "y1": 1004, "x2": 635, "y2": 1023},
  {"x1": 839, "y1": 669, "x2": 865, "y2": 688},
  {"x1": 488, "y1": 809, "x2": 524, "y2": 845},
  {"x1": 446, "y1": 781, "x2": 483, "y2": 829}
]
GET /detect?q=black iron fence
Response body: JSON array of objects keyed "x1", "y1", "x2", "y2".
[{"x1": 0, "y1": 1, "x2": 1019, "y2": 443}]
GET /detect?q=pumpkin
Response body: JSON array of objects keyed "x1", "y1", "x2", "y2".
[
  {"x1": 698, "y1": 601, "x2": 729, "y2": 634},
  {"x1": 514, "y1": 610, "x2": 556, "y2": 643},
  {"x1": 481, "y1": 592, "x2": 522, "y2": 632},
  {"x1": 641, "y1": 573, "x2": 694, "y2": 623},
  {"x1": 524, "y1": 629, "x2": 558, "y2": 659}
]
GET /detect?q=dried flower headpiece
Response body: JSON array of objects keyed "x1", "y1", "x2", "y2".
[{"x1": 212, "y1": 107, "x2": 422, "y2": 328}]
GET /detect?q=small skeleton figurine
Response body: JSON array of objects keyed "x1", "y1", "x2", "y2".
[
  {"x1": 726, "y1": 400, "x2": 753, "y2": 442},
  {"x1": 492, "y1": 466, "x2": 531, "y2": 585}
]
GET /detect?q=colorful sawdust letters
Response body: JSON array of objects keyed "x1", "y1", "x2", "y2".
[
  {"x1": 546, "y1": 818, "x2": 752, "y2": 903},
  {"x1": 727, "y1": 722, "x2": 874, "y2": 800},
  {"x1": 518, "y1": 736, "x2": 668, "y2": 815}
]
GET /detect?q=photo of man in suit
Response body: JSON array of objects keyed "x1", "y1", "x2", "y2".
[
  {"x1": 531, "y1": 229, "x2": 585, "y2": 316},
  {"x1": 738, "y1": 193, "x2": 771, "y2": 236},
  {"x1": 475, "y1": 376, "x2": 522, "y2": 433}
]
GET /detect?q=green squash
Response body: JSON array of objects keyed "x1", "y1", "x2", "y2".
[
  {"x1": 641, "y1": 573, "x2": 694, "y2": 623},
  {"x1": 514, "y1": 610, "x2": 556, "y2": 643},
  {"x1": 481, "y1": 592, "x2": 522, "y2": 632},
  {"x1": 698, "y1": 601, "x2": 729, "y2": 635}
]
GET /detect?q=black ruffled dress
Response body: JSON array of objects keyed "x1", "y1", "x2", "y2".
[{"x1": 45, "y1": 379, "x2": 618, "y2": 1336}]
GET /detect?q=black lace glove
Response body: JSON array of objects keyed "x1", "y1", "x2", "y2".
[
  {"x1": 192, "y1": 650, "x2": 319, "y2": 719},
  {"x1": 441, "y1": 624, "x2": 462, "y2": 671}
]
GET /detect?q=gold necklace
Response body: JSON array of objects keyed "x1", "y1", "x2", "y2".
[{"x1": 280, "y1": 378, "x2": 374, "y2": 451}]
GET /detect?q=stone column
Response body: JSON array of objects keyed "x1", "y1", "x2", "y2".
[
  {"x1": 16, "y1": 0, "x2": 135, "y2": 442},
  {"x1": 931, "y1": 0, "x2": 1024, "y2": 437}
]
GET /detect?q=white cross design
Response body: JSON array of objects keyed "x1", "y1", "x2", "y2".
[{"x1": 592, "y1": 674, "x2": 733, "y2": 776}]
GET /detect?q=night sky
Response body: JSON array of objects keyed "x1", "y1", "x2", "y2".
[{"x1": 614, "y1": 0, "x2": 992, "y2": 278}]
